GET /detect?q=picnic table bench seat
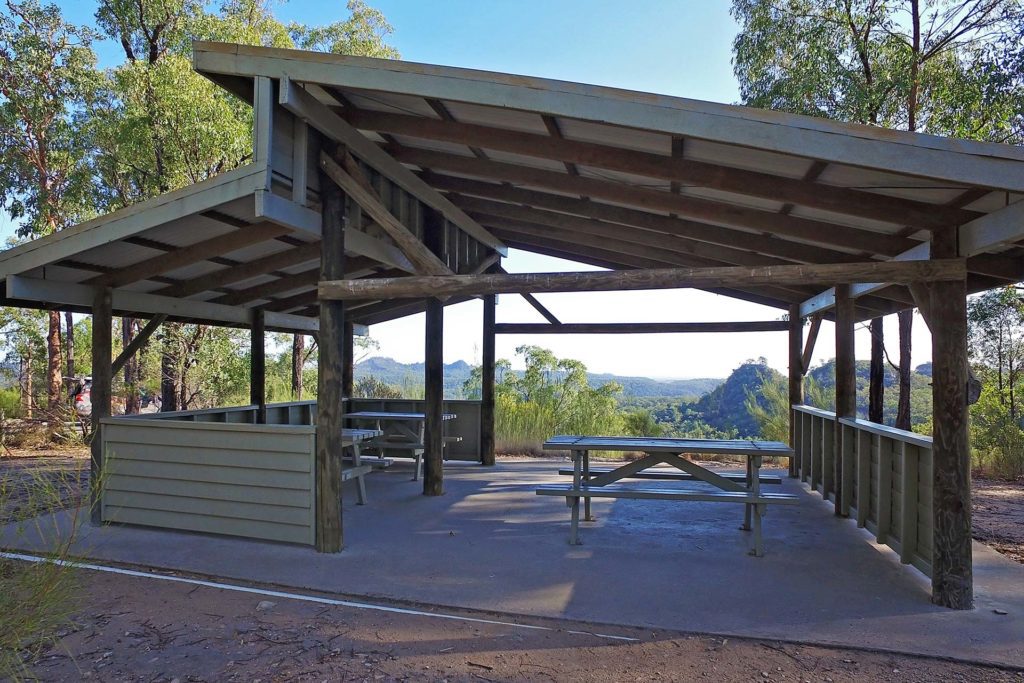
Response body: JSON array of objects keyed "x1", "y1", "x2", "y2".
[
  {"x1": 541, "y1": 435, "x2": 796, "y2": 555},
  {"x1": 557, "y1": 468, "x2": 783, "y2": 485},
  {"x1": 537, "y1": 485, "x2": 799, "y2": 505},
  {"x1": 362, "y1": 435, "x2": 463, "y2": 480}
]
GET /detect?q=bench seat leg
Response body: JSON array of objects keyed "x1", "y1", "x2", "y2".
[
  {"x1": 352, "y1": 444, "x2": 368, "y2": 505},
  {"x1": 750, "y1": 504, "x2": 765, "y2": 557},
  {"x1": 569, "y1": 494, "x2": 582, "y2": 545}
]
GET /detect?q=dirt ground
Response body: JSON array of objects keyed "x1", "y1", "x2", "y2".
[
  {"x1": 973, "y1": 477, "x2": 1024, "y2": 563},
  {"x1": 0, "y1": 448, "x2": 89, "y2": 525},
  {"x1": 20, "y1": 568, "x2": 1024, "y2": 682}
]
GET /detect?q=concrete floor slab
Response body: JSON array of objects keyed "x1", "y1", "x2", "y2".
[{"x1": 3, "y1": 459, "x2": 1022, "y2": 666}]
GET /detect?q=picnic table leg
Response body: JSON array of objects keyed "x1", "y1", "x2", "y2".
[
  {"x1": 413, "y1": 421, "x2": 425, "y2": 481},
  {"x1": 741, "y1": 458, "x2": 753, "y2": 531},
  {"x1": 569, "y1": 449, "x2": 583, "y2": 544},
  {"x1": 583, "y1": 449, "x2": 594, "y2": 522},
  {"x1": 750, "y1": 455, "x2": 764, "y2": 557},
  {"x1": 352, "y1": 442, "x2": 368, "y2": 505}
]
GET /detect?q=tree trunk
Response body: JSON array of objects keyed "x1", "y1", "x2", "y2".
[
  {"x1": 160, "y1": 327, "x2": 178, "y2": 412},
  {"x1": 869, "y1": 317, "x2": 884, "y2": 423},
  {"x1": 292, "y1": 334, "x2": 304, "y2": 399},
  {"x1": 122, "y1": 317, "x2": 142, "y2": 414},
  {"x1": 20, "y1": 352, "x2": 33, "y2": 418},
  {"x1": 65, "y1": 311, "x2": 75, "y2": 399},
  {"x1": 46, "y1": 310, "x2": 62, "y2": 410},
  {"x1": 896, "y1": 310, "x2": 913, "y2": 430}
]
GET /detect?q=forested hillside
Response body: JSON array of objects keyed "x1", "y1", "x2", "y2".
[{"x1": 354, "y1": 357, "x2": 723, "y2": 400}]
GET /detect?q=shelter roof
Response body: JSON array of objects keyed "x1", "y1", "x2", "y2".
[{"x1": 2, "y1": 41, "x2": 1022, "y2": 328}]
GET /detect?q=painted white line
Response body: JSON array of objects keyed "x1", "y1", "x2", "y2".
[{"x1": 1, "y1": 551, "x2": 637, "y2": 642}]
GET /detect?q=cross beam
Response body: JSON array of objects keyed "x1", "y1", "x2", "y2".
[{"x1": 319, "y1": 260, "x2": 967, "y2": 301}]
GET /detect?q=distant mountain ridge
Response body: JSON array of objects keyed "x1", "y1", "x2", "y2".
[{"x1": 354, "y1": 356, "x2": 723, "y2": 399}]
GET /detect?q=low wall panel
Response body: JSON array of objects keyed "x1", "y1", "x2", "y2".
[{"x1": 101, "y1": 418, "x2": 315, "y2": 546}]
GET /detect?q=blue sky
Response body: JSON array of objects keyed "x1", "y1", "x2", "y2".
[{"x1": 4, "y1": 1, "x2": 932, "y2": 378}]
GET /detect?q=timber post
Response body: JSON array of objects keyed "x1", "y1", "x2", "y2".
[
  {"x1": 834, "y1": 284, "x2": 855, "y2": 517},
  {"x1": 787, "y1": 304, "x2": 803, "y2": 477},
  {"x1": 315, "y1": 152, "x2": 347, "y2": 553},
  {"x1": 481, "y1": 291, "x2": 496, "y2": 466},
  {"x1": 423, "y1": 208, "x2": 446, "y2": 495},
  {"x1": 930, "y1": 226, "x2": 973, "y2": 609},
  {"x1": 250, "y1": 309, "x2": 266, "y2": 424},
  {"x1": 90, "y1": 287, "x2": 112, "y2": 525}
]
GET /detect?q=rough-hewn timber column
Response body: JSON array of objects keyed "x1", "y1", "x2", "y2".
[
  {"x1": 315, "y1": 157, "x2": 347, "y2": 552},
  {"x1": 834, "y1": 284, "x2": 855, "y2": 517},
  {"x1": 930, "y1": 226, "x2": 972, "y2": 609},
  {"x1": 787, "y1": 304, "x2": 803, "y2": 478},
  {"x1": 90, "y1": 287, "x2": 112, "y2": 525},
  {"x1": 250, "y1": 309, "x2": 266, "y2": 424},
  {"x1": 342, "y1": 320, "x2": 354, "y2": 399},
  {"x1": 481, "y1": 292, "x2": 496, "y2": 466},
  {"x1": 423, "y1": 208, "x2": 446, "y2": 495}
]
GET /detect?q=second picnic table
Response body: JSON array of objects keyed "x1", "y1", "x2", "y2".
[
  {"x1": 537, "y1": 436, "x2": 798, "y2": 556},
  {"x1": 342, "y1": 411, "x2": 457, "y2": 481}
]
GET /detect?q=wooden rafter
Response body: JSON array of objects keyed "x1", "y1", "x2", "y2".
[
  {"x1": 477, "y1": 215, "x2": 816, "y2": 301},
  {"x1": 460, "y1": 197, "x2": 796, "y2": 267},
  {"x1": 405, "y1": 152, "x2": 914, "y2": 255},
  {"x1": 428, "y1": 172, "x2": 868, "y2": 264},
  {"x1": 154, "y1": 242, "x2": 322, "y2": 298},
  {"x1": 87, "y1": 222, "x2": 291, "y2": 288},
  {"x1": 348, "y1": 108, "x2": 979, "y2": 230}
]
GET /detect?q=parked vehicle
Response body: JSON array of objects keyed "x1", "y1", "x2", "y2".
[{"x1": 68, "y1": 376, "x2": 161, "y2": 419}]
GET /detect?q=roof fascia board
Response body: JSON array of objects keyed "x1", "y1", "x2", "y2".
[
  {"x1": 194, "y1": 42, "x2": 1024, "y2": 192},
  {"x1": 0, "y1": 164, "x2": 267, "y2": 277},
  {"x1": 6, "y1": 274, "x2": 318, "y2": 333},
  {"x1": 276, "y1": 76, "x2": 507, "y2": 254}
]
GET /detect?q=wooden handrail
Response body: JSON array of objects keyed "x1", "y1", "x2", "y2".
[{"x1": 838, "y1": 417, "x2": 932, "y2": 449}]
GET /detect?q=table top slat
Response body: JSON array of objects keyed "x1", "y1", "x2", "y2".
[
  {"x1": 541, "y1": 435, "x2": 792, "y2": 457},
  {"x1": 343, "y1": 411, "x2": 456, "y2": 420}
]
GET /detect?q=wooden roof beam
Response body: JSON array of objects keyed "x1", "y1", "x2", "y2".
[
  {"x1": 440, "y1": 178, "x2": 872, "y2": 263},
  {"x1": 347, "y1": 108, "x2": 981, "y2": 230},
  {"x1": 403, "y1": 151, "x2": 914, "y2": 255},
  {"x1": 802, "y1": 198, "x2": 1024, "y2": 317},
  {"x1": 495, "y1": 321, "x2": 788, "y2": 334},
  {"x1": 7, "y1": 274, "x2": 317, "y2": 332},
  {"x1": 154, "y1": 241, "x2": 322, "y2": 298},
  {"x1": 494, "y1": 235, "x2": 803, "y2": 312},
  {"x1": 319, "y1": 259, "x2": 967, "y2": 301},
  {"x1": 86, "y1": 222, "x2": 290, "y2": 288},
  {"x1": 484, "y1": 225, "x2": 820, "y2": 305},
  {"x1": 461, "y1": 200, "x2": 794, "y2": 268}
]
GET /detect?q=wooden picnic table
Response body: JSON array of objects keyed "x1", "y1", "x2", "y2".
[
  {"x1": 537, "y1": 436, "x2": 798, "y2": 556},
  {"x1": 343, "y1": 411, "x2": 458, "y2": 481},
  {"x1": 340, "y1": 427, "x2": 382, "y2": 504}
]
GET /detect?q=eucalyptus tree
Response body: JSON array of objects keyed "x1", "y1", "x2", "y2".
[
  {"x1": 91, "y1": 0, "x2": 400, "y2": 409},
  {"x1": 0, "y1": 0, "x2": 100, "y2": 412},
  {"x1": 732, "y1": 0, "x2": 1023, "y2": 428}
]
